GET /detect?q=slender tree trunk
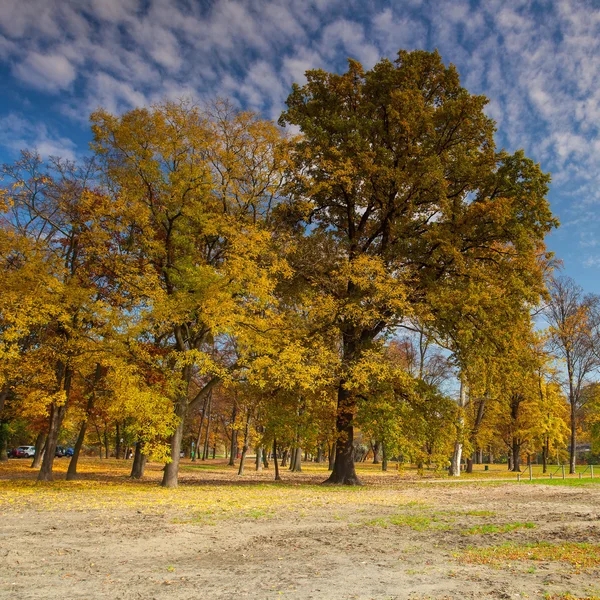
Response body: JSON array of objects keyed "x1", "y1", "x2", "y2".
[
  {"x1": 38, "y1": 365, "x2": 72, "y2": 482},
  {"x1": 115, "y1": 422, "x2": 121, "y2": 459},
  {"x1": 273, "y1": 438, "x2": 281, "y2": 481},
  {"x1": 570, "y1": 399, "x2": 577, "y2": 474},
  {"x1": 103, "y1": 427, "x2": 109, "y2": 459},
  {"x1": 382, "y1": 440, "x2": 388, "y2": 472},
  {"x1": 237, "y1": 409, "x2": 251, "y2": 476},
  {"x1": 202, "y1": 395, "x2": 212, "y2": 461},
  {"x1": 228, "y1": 403, "x2": 237, "y2": 466},
  {"x1": 255, "y1": 447, "x2": 263, "y2": 471},
  {"x1": 130, "y1": 442, "x2": 147, "y2": 479},
  {"x1": 542, "y1": 437, "x2": 549, "y2": 473},
  {"x1": 281, "y1": 448, "x2": 288, "y2": 468},
  {"x1": 67, "y1": 392, "x2": 97, "y2": 480},
  {"x1": 31, "y1": 432, "x2": 46, "y2": 469},
  {"x1": 193, "y1": 394, "x2": 209, "y2": 462},
  {"x1": 449, "y1": 379, "x2": 466, "y2": 477},
  {"x1": 328, "y1": 443, "x2": 335, "y2": 471},
  {"x1": 262, "y1": 447, "x2": 269, "y2": 469}
]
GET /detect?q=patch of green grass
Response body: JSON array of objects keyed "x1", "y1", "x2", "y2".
[
  {"x1": 459, "y1": 542, "x2": 600, "y2": 568},
  {"x1": 464, "y1": 510, "x2": 496, "y2": 517},
  {"x1": 462, "y1": 522, "x2": 536, "y2": 535},
  {"x1": 544, "y1": 595, "x2": 600, "y2": 600},
  {"x1": 519, "y1": 478, "x2": 600, "y2": 487}
]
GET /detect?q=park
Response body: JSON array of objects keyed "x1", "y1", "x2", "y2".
[
  {"x1": 1, "y1": 457, "x2": 600, "y2": 599},
  {"x1": 2, "y1": 1, "x2": 600, "y2": 599}
]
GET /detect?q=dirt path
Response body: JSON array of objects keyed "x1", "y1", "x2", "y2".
[{"x1": 1, "y1": 463, "x2": 600, "y2": 599}]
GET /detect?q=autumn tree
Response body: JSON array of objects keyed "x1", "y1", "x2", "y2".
[
  {"x1": 91, "y1": 100, "x2": 290, "y2": 487},
  {"x1": 546, "y1": 276, "x2": 600, "y2": 473},
  {"x1": 279, "y1": 49, "x2": 556, "y2": 484}
]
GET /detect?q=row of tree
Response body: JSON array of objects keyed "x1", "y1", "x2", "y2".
[{"x1": 2, "y1": 49, "x2": 596, "y2": 486}]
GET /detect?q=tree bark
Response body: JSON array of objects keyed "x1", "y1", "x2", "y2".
[
  {"x1": 511, "y1": 437, "x2": 522, "y2": 472},
  {"x1": 273, "y1": 438, "x2": 281, "y2": 481},
  {"x1": 115, "y1": 422, "x2": 121, "y2": 459},
  {"x1": 202, "y1": 394, "x2": 212, "y2": 461},
  {"x1": 382, "y1": 440, "x2": 388, "y2": 472},
  {"x1": 372, "y1": 440, "x2": 381, "y2": 465},
  {"x1": 31, "y1": 432, "x2": 46, "y2": 469},
  {"x1": 328, "y1": 443, "x2": 335, "y2": 471},
  {"x1": 325, "y1": 381, "x2": 361, "y2": 484},
  {"x1": 569, "y1": 398, "x2": 577, "y2": 474},
  {"x1": 281, "y1": 448, "x2": 288, "y2": 468},
  {"x1": 228, "y1": 403, "x2": 237, "y2": 466},
  {"x1": 542, "y1": 437, "x2": 549, "y2": 474},
  {"x1": 193, "y1": 394, "x2": 209, "y2": 461},
  {"x1": 0, "y1": 422, "x2": 8, "y2": 463},
  {"x1": 237, "y1": 409, "x2": 251, "y2": 476},
  {"x1": 38, "y1": 364, "x2": 72, "y2": 482},
  {"x1": 255, "y1": 447, "x2": 263, "y2": 471},
  {"x1": 162, "y1": 373, "x2": 218, "y2": 487},
  {"x1": 130, "y1": 442, "x2": 147, "y2": 479},
  {"x1": 449, "y1": 379, "x2": 466, "y2": 477}
]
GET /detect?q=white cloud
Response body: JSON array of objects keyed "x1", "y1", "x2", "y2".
[{"x1": 13, "y1": 52, "x2": 77, "y2": 93}]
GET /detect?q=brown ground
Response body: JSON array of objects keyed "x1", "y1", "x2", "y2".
[{"x1": 1, "y1": 459, "x2": 599, "y2": 600}]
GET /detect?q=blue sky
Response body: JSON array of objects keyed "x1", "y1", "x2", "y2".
[{"x1": 1, "y1": 0, "x2": 600, "y2": 293}]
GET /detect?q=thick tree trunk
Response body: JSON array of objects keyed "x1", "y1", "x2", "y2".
[
  {"x1": 372, "y1": 440, "x2": 380, "y2": 465},
  {"x1": 290, "y1": 446, "x2": 302, "y2": 472},
  {"x1": 0, "y1": 423, "x2": 8, "y2": 463},
  {"x1": 255, "y1": 447, "x2": 263, "y2": 471},
  {"x1": 511, "y1": 437, "x2": 521, "y2": 472},
  {"x1": 262, "y1": 448, "x2": 269, "y2": 469},
  {"x1": 466, "y1": 456, "x2": 473, "y2": 474},
  {"x1": 325, "y1": 382, "x2": 361, "y2": 485},
  {"x1": 31, "y1": 432, "x2": 46, "y2": 469},
  {"x1": 477, "y1": 448, "x2": 484, "y2": 463},
  {"x1": 281, "y1": 449, "x2": 288, "y2": 468},
  {"x1": 130, "y1": 442, "x2": 147, "y2": 479},
  {"x1": 273, "y1": 439, "x2": 281, "y2": 481}
]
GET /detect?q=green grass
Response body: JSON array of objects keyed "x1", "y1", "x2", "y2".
[
  {"x1": 462, "y1": 522, "x2": 536, "y2": 535},
  {"x1": 459, "y1": 541, "x2": 600, "y2": 568}
]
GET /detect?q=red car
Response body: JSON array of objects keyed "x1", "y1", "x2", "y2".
[{"x1": 9, "y1": 446, "x2": 35, "y2": 458}]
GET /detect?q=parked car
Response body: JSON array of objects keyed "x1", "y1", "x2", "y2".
[
  {"x1": 55, "y1": 446, "x2": 75, "y2": 457},
  {"x1": 11, "y1": 446, "x2": 36, "y2": 458}
]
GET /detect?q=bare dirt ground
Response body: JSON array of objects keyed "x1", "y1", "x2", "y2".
[{"x1": 1, "y1": 459, "x2": 600, "y2": 600}]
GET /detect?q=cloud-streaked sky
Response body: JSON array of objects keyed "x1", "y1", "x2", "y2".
[{"x1": 1, "y1": 0, "x2": 599, "y2": 291}]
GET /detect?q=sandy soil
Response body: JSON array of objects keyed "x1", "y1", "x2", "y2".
[{"x1": 1, "y1": 461, "x2": 600, "y2": 600}]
